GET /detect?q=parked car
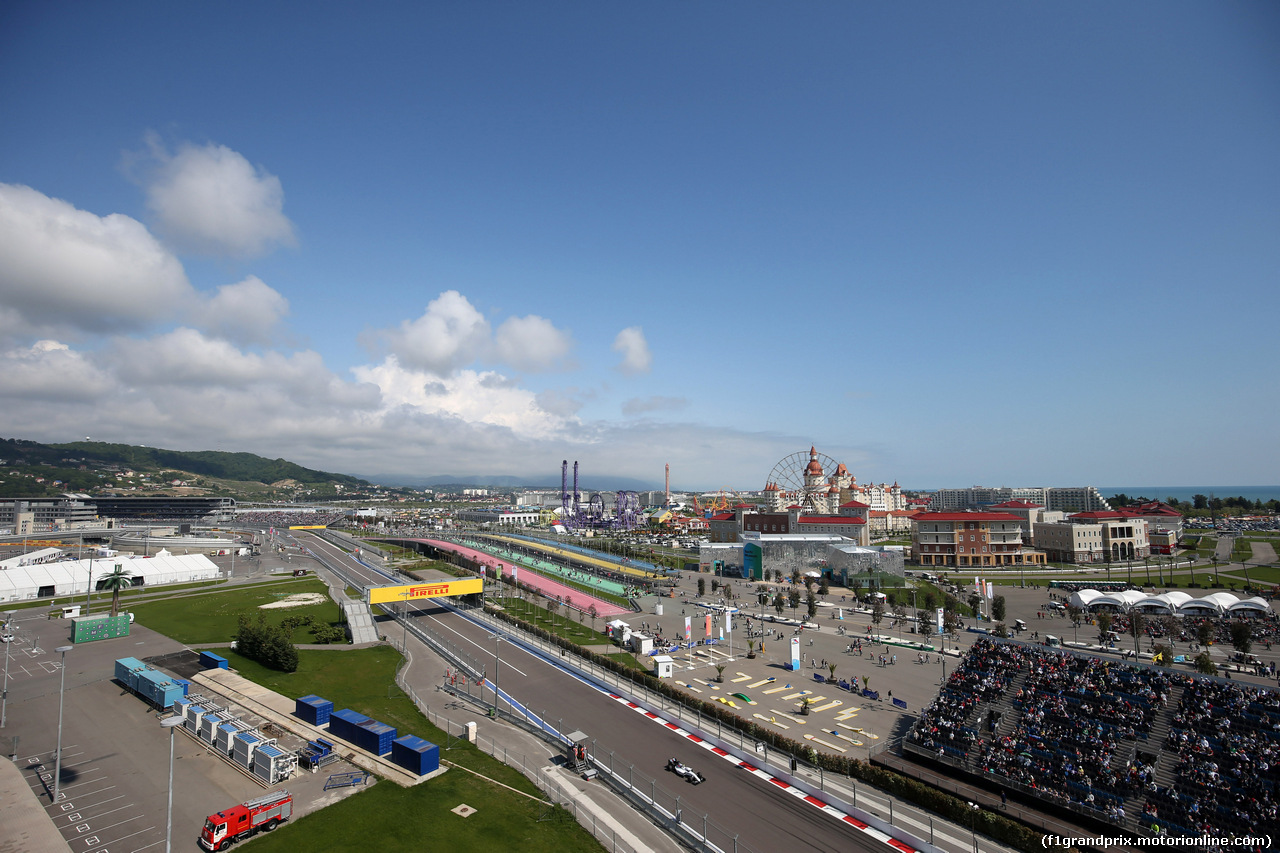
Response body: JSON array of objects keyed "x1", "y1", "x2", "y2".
[{"x1": 666, "y1": 757, "x2": 705, "y2": 784}]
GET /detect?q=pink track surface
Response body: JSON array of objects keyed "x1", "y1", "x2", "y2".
[{"x1": 414, "y1": 539, "x2": 631, "y2": 618}]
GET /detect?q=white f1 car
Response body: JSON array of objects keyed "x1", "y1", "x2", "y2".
[{"x1": 666, "y1": 757, "x2": 705, "y2": 784}]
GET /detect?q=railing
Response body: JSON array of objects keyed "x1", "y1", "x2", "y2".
[{"x1": 390, "y1": 638, "x2": 750, "y2": 853}]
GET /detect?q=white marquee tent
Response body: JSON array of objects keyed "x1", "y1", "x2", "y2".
[
  {"x1": 1067, "y1": 587, "x2": 1275, "y2": 618},
  {"x1": 0, "y1": 553, "x2": 221, "y2": 604}
]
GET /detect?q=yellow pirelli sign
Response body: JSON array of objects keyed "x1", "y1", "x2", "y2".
[
  {"x1": 367, "y1": 578, "x2": 483, "y2": 604},
  {"x1": 288, "y1": 524, "x2": 329, "y2": 530}
]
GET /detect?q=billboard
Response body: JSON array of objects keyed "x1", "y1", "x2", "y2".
[{"x1": 367, "y1": 577, "x2": 483, "y2": 604}]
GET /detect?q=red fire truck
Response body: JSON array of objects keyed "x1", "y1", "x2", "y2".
[{"x1": 198, "y1": 790, "x2": 293, "y2": 851}]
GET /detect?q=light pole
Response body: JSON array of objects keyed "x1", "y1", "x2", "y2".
[
  {"x1": 85, "y1": 552, "x2": 94, "y2": 616},
  {"x1": 2, "y1": 610, "x2": 16, "y2": 728},
  {"x1": 52, "y1": 644, "x2": 73, "y2": 803},
  {"x1": 489, "y1": 633, "x2": 504, "y2": 717},
  {"x1": 161, "y1": 715, "x2": 185, "y2": 853}
]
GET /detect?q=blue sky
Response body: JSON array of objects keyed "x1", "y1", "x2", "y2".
[{"x1": 1, "y1": 2, "x2": 1277, "y2": 491}]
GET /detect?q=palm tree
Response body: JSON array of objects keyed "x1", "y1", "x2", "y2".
[
  {"x1": 101, "y1": 564, "x2": 134, "y2": 617},
  {"x1": 827, "y1": 662, "x2": 837, "y2": 683}
]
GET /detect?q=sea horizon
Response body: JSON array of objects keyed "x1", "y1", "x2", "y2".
[{"x1": 1098, "y1": 486, "x2": 1280, "y2": 504}]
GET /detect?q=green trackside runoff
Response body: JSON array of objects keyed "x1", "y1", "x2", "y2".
[{"x1": 209, "y1": 646, "x2": 603, "y2": 853}]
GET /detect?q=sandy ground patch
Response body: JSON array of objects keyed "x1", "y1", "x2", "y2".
[{"x1": 259, "y1": 592, "x2": 328, "y2": 609}]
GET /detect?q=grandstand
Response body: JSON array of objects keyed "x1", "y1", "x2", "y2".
[{"x1": 907, "y1": 638, "x2": 1280, "y2": 840}]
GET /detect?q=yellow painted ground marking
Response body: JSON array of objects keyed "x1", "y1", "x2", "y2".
[
  {"x1": 804, "y1": 734, "x2": 846, "y2": 753},
  {"x1": 809, "y1": 700, "x2": 842, "y2": 713},
  {"x1": 748, "y1": 678, "x2": 775, "y2": 688},
  {"x1": 731, "y1": 674, "x2": 752, "y2": 683}
]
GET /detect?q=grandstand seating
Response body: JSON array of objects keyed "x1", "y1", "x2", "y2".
[{"x1": 908, "y1": 638, "x2": 1280, "y2": 839}]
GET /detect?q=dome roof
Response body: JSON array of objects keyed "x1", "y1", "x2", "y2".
[{"x1": 805, "y1": 446, "x2": 824, "y2": 476}]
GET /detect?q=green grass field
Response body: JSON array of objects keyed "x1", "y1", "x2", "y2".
[
  {"x1": 129, "y1": 578, "x2": 342, "y2": 645},
  {"x1": 209, "y1": 646, "x2": 602, "y2": 853},
  {"x1": 244, "y1": 766, "x2": 598, "y2": 853},
  {"x1": 495, "y1": 595, "x2": 608, "y2": 646}
]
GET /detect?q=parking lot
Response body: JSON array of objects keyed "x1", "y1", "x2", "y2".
[{"x1": 1, "y1": 615, "x2": 366, "y2": 852}]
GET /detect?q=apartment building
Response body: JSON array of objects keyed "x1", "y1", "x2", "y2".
[{"x1": 910, "y1": 512, "x2": 1046, "y2": 568}]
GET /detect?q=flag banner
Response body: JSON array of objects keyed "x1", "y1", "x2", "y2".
[
  {"x1": 705, "y1": 613, "x2": 712, "y2": 637},
  {"x1": 684, "y1": 616, "x2": 692, "y2": 640}
]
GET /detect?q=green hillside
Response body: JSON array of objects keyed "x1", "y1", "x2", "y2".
[{"x1": 0, "y1": 437, "x2": 371, "y2": 499}]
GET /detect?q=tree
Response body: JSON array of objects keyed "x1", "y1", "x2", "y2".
[
  {"x1": 1151, "y1": 643, "x2": 1173, "y2": 666},
  {"x1": 1096, "y1": 610, "x2": 1113, "y2": 641},
  {"x1": 992, "y1": 595, "x2": 1006, "y2": 623},
  {"x1": 871, "y1": 599, "x2": 885, "y2": 630},
  {"x1": 697, "y1": 577, "x2": 706, "y2": 597},
  {"x1": 747, "y1": 639, "x2": 757, "y2": 659},
  {"x1": 1197, "y1": 621, "x2": 1214, "y2": 648},
  {"x1": 1194, "y1": 651, "x2": 1217, "y2": 675},
  {"x1": 1230, "y1": 621, "x2": 1253, "y2": 656},
  {"x1": 714, "y1": 663, "x2": 726, "y2": 683},
  {"x1": 788, "y1": 588, "x2": 801, "y2": 614},
  {"x1": 234, "y1": 612, "x2": 298, "y2": 673},
  {"x1": 993, "y1": 622, "x2": 1009, "y2": 638},
  {"x1": 1193, "y1": 494, "x2": 1209, "y2": 510},
  {"x1": 819, "y1": 578, "x2": 829, "y2": 597},
  {"x1": 827, "y1": 662, "x2": 837, "y2": 682},
  {"x1": 100, "y1": 564, "x2": 134, "y2": 617},
  {"x1": 1129, "y1": 611, "x2": 1147, "y2": 654},
  {"x1": 587, "y1": 603, "x2": 599, "y2": 632},
  {"x1": 773, "y1": 593, "x2": 785, "y2": 616},
  {"x1": 806, "y1": 592, "x2": 817, "y2": 620}
]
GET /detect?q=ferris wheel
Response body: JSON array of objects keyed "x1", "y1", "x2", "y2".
[{"x1": 765, "y1": 448, "x2": 841, "y2": 503}]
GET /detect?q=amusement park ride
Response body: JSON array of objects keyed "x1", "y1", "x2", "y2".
[{"x1": 560, "y1": 460, "x2": 642, "y2": 532}]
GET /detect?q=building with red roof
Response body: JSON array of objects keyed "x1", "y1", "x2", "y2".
[{"x1": 911, "y1": 511, "x2": 1046, "y2": 568}]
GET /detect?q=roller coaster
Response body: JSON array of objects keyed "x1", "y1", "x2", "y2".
[{"x1": 559, "y1": 460, "x2": 643, "y2": 532}]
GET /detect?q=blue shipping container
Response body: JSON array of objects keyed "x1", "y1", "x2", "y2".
[
  {"x1": 199, "y1": 652, "x2": 229, "y2": 670},
  {"x1": 392, "y1": 735, "x2": 440, "y2": 775},
  {"x1": 114, "y1": 657, "x2": 147, "y2": 691},
  {"x1": 295, "y1": 694, "x2": 333, "y2": 726},
  {"x1": 328, "y1": 708, "x2": 369, "y2": 742},
  {"x1": 356, "y1": 720, "x2": 397, "y2": 756}
]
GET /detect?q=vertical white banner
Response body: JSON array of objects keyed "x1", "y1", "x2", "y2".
[
  {"x1": 986, "y1": 581, "x2": 994, "y2": 600},
  {"x1": 684, "y1": 616, "x2": 692, "y2": 641},
  {"x1": 725, "y1": 612, "x2": 733, "y2": 634}
]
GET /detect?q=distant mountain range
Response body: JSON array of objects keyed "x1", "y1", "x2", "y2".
[
  {"x1": 0, "y1": 436, "x2": 661, "y2": 496},
  {"x1": 357, "y1": 472, "x2": 661, "y2": 492}
]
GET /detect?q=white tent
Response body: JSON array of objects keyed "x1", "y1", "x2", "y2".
[
  {"x1": 1133, "y1": 591, "x2": 1193, "y2": 613},
  {"x1": 1068, "y1": 589, "x2": 1104, "y2": 610},
  {"x1": 0, "y1": 553, "x2": 221, "y2": 603},
  {"x1": 1089, "y1": 589, "x2": 1148, "y2": 611},
  {"x1": 1228, "y1": 596, "x2": 1272, "y2": 615}
]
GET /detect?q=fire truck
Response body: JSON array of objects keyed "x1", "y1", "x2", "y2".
[{"x1": 198, "y1": 790, "x2": 293, "y2": 851}]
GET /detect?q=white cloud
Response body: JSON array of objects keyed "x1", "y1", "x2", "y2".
[
  {"x1": 197, "y1": 276, "x2": 290, "y2": 345},
  {"x1": 0, "y1": 340, "x2": 114, "y2": 402},
  {"x1": 494, "y1": 314, "x2": 573, "y2": 372},
  {"x1": 376, "y1": 290, "x2": 491, "y2": 375},
  {"x1": 612, "y1": 326, "x2": 652, "y2": 375},
  {"x1": 137, "y1": 136, "x2": 296, "y2": 258},
  {"x1": 353, "y1": 356, "x2": 572, "y2": 440},
  {"x1": 0, "y1": 183, "x2": 192, "y2": 334},
  {"x1": 621, "y1": 396, "x2": 687, "y2": 416}
]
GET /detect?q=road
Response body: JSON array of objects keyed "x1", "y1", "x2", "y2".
[{"x1": 294, "y1": 530, "x2": 897, "y2": 853}]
